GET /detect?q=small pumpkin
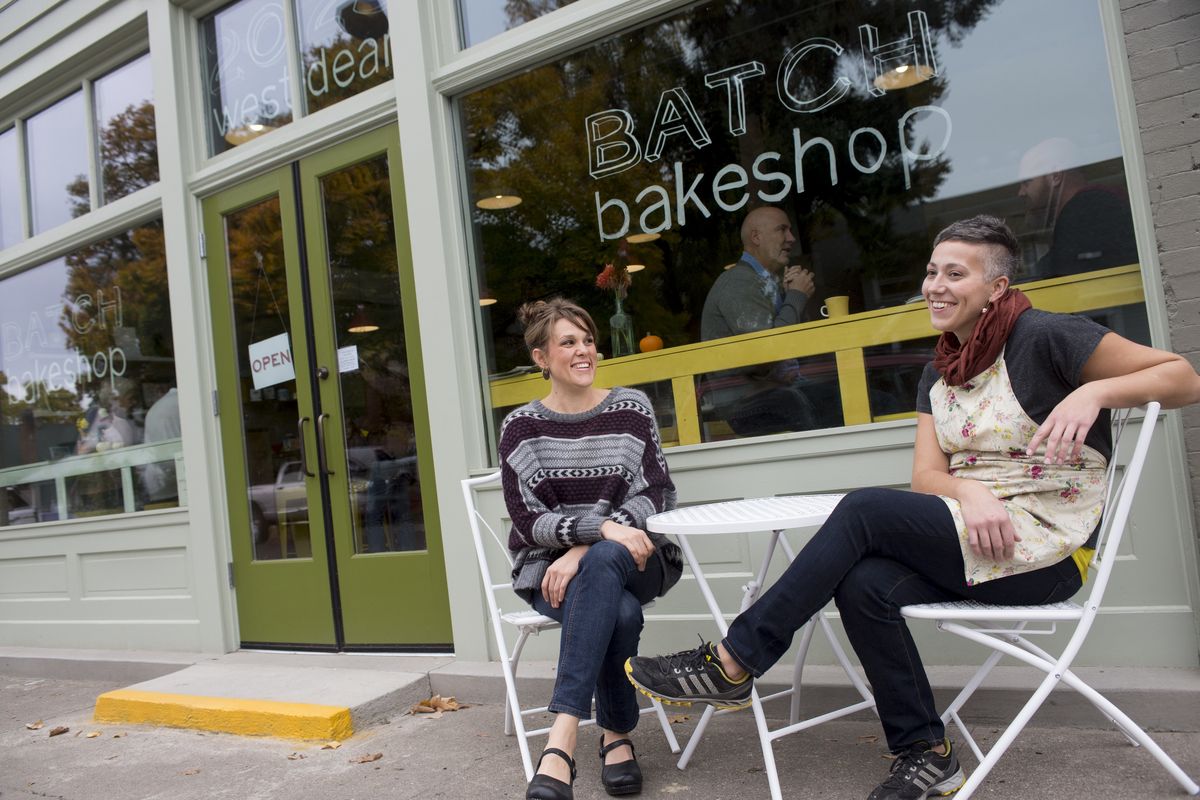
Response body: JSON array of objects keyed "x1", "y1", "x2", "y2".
[{"x1": 639, "y1": 332, "x2": 664, "y2": 352}]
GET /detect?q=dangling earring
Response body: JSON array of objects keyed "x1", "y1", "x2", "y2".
[{"x1": 541, "y1": 367, "x2": 550, "y2": 380}]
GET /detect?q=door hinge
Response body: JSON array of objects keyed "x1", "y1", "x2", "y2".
[
  {"x1": 198, "y1": 232, "x2": 206, "y2": 259},
  {"x1": 211, "y1": 389, "x2": 219, "y2": 416},
  {"x1": 227, "y1": 562, "x2": 235, "y2": 589}
]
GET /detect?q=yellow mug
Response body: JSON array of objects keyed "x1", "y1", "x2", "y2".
[{"x1": 821, "y1": 295, "x2": 850, "y2": 318}]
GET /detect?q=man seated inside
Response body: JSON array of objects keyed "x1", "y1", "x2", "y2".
[{"x1": 699, "y1": 206, "x2": 825, "y2": 436}]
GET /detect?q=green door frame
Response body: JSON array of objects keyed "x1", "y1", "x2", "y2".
[{"x1": 203, "y1": 125, "x2": 451, "y2": 649}]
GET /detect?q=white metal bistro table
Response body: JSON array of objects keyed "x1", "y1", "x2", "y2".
[{"x1": 647, "y1": 494, "x2": 877, "y2": 800}]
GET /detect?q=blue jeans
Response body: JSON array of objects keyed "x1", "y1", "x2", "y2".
[
  {"x1": 722, "y1": 488, "x2": 1082, "y2": 751},
  {"x1": 532, "y1": 540, "x2": 663, "y2": 733}
]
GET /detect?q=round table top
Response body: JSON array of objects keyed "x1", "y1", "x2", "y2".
[{"x1": 647, "y1": 494, "x2": 846, "y2": 535}]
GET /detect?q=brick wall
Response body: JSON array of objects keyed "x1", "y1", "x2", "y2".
[{"x1": 1121, "y1": 0, "x2": 1200, "y2": 540}]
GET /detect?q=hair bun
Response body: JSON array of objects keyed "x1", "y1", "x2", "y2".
[{"x1": 516, "y1": 300, "x2": 549, "y2": 330}]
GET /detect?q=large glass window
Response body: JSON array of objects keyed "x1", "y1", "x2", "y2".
[
  {"x1": 0, "y1": 222, "x2": 182, "y2": 525},
  {"x1": 460, "y1": 0, "x2": 1148, "y2": 449},
  {"x1": 0, "y1": 53, "x2": 157, "y2": 249},
  {"x1": 93, "y1": 53, "x2": 158, "y2": 205},
  {"x1": 200, "y1": 0, "x2": 392, "y2": 156}
]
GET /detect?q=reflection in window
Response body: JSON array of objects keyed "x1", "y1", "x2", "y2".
[
  {"x1": 460, "y1": 0, "x2": 1148, "y2": 449},
  {"x1": 0, "y1": 222, "x2": 182, "y2": 525},
  {"x1": 0, "y1": 127, "x2": 20, "y2": 248},
  {"x1": 457, "y1": 0, "x2": 576, "y2": 48},
  {"x1": 200, "y1": 0, "x2": 395, "y2": 155},
  {"x1": 94, "y1": 53, "x2": 158, "y2": 204},
  {"x1": 200, "y1": 0, "x2": 295, "y2": 155},
  {"x1": 27, "y1": 91, "x2": 88, "y2": 234},
  {"x1": 296, "y1": 0, "x2": 392, "y2": 115}
]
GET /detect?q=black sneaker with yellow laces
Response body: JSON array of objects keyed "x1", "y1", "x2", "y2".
[
  {"x1": 624, "y1": 641, "x2": 752, "y2": 710},
  {"x1": 867, "y1": 739, "x2": 965, "y2": 799}
]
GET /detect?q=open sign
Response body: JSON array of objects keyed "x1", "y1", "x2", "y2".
[{"x1": 248, "y1": 332, "x2": 296, "y2": 390}]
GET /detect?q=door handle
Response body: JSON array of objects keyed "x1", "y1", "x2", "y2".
[
  {"x1": 297, "y1": 417, "x2": 315, "y2": 477},
  {"x1": 316, "y1": 413, "x2": 334, "y2": 476}
]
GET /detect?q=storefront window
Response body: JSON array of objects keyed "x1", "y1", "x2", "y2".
[
  {"x1": 0, "y1": 221, "x2": 183, "y2": 525},
  {"x1": 94, "y1": 53, "x2": 158, "y2": 204},
  {"x1": 460, "y1": 0, "x2": 1148, "y2": 448},
  {"x1": 201, "y1": 0, "x2": 393, "y2": 155},
  {"x1": 27, "y1": 91, "x2": 88, "y2": 235},
  {"x1": 0, "y1": 127, "x2": 19, "y2": 248},
  {"x1": 296, "y1": 0, "x2": 392, "y2": 115},
  {"x1": 457, "y1": 0, "x2": 575, "y2": 48}
]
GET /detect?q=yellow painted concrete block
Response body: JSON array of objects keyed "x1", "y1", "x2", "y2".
[{"x1": 94, "y1": 689, "x2": 354, "y2": 740}]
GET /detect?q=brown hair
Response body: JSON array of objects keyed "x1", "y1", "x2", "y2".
[
  {"x1": 933, "y1": 214, "x2": 1021, "y2": 281},
  {"x1": 516, "y1": 297, "x2": 598, "y2": 357}
]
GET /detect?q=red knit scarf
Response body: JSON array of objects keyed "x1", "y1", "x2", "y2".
[{"x1": 932, "y1": 288, "x2": 1032, "y2": 386}]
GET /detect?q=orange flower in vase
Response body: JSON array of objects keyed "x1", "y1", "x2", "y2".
[{"x1": 596, "y1": 263, "x2": 635, "y2": 357}]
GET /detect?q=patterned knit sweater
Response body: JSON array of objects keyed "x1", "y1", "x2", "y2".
[{"x1": 499, "y1": 386, "x2": 682, "y2": 600}]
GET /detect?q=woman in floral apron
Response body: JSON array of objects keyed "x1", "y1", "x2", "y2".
[{"x1": 625, "y1": 215, "x2": 1200, "y2": 800}]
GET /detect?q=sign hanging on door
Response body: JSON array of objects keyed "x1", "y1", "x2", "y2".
[{"x1": 248, "y1": 332, "x2": 296, "y2": 390}]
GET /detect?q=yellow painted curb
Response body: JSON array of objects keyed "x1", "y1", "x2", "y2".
[{"x1": 94, "y1": 689, "x2": 354, "y2": 740}]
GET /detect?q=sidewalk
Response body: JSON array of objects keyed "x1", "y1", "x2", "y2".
[{"x1": 1, "y1": 648, "x2": 1199, "y2": 799}]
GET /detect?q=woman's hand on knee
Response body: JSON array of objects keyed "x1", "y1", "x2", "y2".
[
  {"x1": 960, "y1": 482, "x2": 1020, "y2": 561},
  {"x1": 542, "y1": 545, "x2": 589, "y2": 608},
  {"x1": 600, "y1": 521, "x2": 655, "y2": 571}
]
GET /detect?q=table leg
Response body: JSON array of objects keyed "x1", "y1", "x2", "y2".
[{"x1": 674, "y1": 532, "x2": 787, "y2": 800}]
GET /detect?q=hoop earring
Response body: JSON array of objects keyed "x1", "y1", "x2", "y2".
[{"x1": 541, "y1": 368, "x2": 550, "y2": 380}]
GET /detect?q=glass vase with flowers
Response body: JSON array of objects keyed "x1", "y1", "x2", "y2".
[{"x1": 596, "y1": 262, "x2": 635, "y2": 357}]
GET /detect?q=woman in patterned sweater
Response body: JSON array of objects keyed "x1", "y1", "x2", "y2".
[{"x1": 501, "y1": 298, "x2": 682, "y2": 800}]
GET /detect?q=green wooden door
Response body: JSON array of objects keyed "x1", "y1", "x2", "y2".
[{"x1": 203, "y1": 126, "x2": 451, "y2": 649}]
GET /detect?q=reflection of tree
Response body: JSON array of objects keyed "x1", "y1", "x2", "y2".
[
  {"x1": 463, "y1": 0, "x2": 998, "y2": 372},
  {"x1": 68, "y1": 101, "x2": 158, "y2": 217}
]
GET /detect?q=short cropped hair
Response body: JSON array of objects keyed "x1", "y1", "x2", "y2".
[
  {"x1": 515, "y1": 297, "x2": 598, "y2": 357},
  {"x1": 933, "y1": 215, "x2": 1021, "y2": 281}
]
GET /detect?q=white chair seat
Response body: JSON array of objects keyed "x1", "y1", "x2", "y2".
[
  {"x1": 500, "y1": 609, "x2": 557, "y2": 629},
  {"x1": 902, "y1": 599, "x2": 1082, "y2": 621}
]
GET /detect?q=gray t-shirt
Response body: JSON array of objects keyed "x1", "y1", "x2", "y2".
[{"x1": 917, "y1": 309, "x2": 1112, "y2": 459}]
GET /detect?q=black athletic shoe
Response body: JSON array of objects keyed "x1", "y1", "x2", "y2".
[
  {"x1": 624, "y1": 641, "x2": 752, "y2": 710},
  {"x1": 867, "y1": 739, "x2": 965, "y2": 800}
]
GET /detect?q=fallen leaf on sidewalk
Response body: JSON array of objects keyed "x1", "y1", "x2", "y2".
[
  {"x1": 112, "y1": 732, "x2": 125, "y2": 738},
  {"x1": 48, "y1": 726, "x2": 69, "y2": 737},
  {"x1": 85, "y1": 731, "x2": 102, "y2": 739},
  {"x1": 409, "y1": 694, "x2": 466, "y2": 716},
  {"x1": 350, "y1": 753, "x2": 383, "y2": 764},
  {"x1": 25, "y1": 720, "x2": 44, "y2": 730},
  {"x1": 181, "y1": 768, "x2": 200, "y2": 776},
  {"x1": 856, "y1": 734, "x2": 878, "y2": 744},
  {"x1": 669, "y1": 715, "x2": 690, "y2": 724},
  {"x1": 319, "y1": 741, "x2": 341, "y2": 750},
  {"x1": 287, "y1": 752, "x2": 306, "y2": 760}
]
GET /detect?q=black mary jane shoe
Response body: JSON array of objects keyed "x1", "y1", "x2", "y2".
[
  {"x1": 599, "y1": 736, "x2": 643, "y2": 796},
  {"x1": 526, "y1": 747, "x2": 577, "y2": 800}
]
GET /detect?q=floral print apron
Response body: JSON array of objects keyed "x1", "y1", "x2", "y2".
[{"x1": 929, "y1": 352, "x2": 1107, "y2": 585}]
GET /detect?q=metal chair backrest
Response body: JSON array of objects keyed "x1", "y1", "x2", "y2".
[
  {"x1": 461, "y1": 471, "x2": 510, "y2": 616},
  {"x1": 1079, "y1": 402, "x2": 1160, "y2": 610}
]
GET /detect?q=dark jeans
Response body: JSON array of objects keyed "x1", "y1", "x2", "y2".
[
  {"x1": 722, "y1": 488, "x2": 1083, "y2": 751},
  {"x1": 532, "y1": 540, "x2": 664, "y2": 733}
]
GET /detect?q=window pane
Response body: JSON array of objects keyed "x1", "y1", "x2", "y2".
[
  {"x1": 200, "y1": 0, "x2": 294, "y2": 156},
  {"x1": 0, "y1": 222, "x2": 183, "y2": 525},
  {"x1": 460, "y1": 0, "x2": 1147, "y2": 449},
  {"x1": 295, "y1": 0, "x2": 392, "y2": 115},
  {"x1": 0, "y1": 127, "x2": 20, "y2": 249},
  {"x1": 94, "y1": 53, "x2": 158, "y2": 204},
  {"x1": 27, "y1": 91, "x2": 88, "y2": 234},
  {"x1": 457, "y1": 0, "x2": 577, "y2": 48}
]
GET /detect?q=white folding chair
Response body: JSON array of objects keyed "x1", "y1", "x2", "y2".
[
  {"x1": 461, "y1": 472, "x2": 682, "y2": 781},
  {"x1": 902, "y1": 403, "x2": 1199, "y2": 798}
]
